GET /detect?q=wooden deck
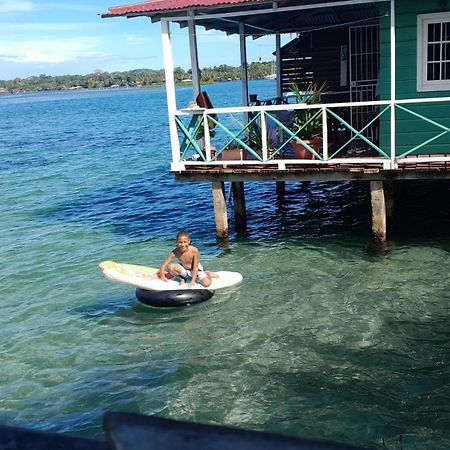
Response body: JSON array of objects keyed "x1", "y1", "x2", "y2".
[{"x1": 174, "y1": 159, "x2": 450, "y2": 182}]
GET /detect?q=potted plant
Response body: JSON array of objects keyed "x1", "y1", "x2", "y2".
[
  {"x1": 245, "y1": 115, "x2": 280, "y2": 160},
  {"x1": 290, "y1": 82, "x2": 327, "y2": 159},
  {"x1": 220, "y1": 140, "x2": 246, "y2": 160}
]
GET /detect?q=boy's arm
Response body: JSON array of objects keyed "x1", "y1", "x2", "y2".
[
  {"x1": 188, "y1": 248, "x2": 200, "y2": 287},
  {"x1": 159, "y1": 251, "x2": 175, "y2": 281}
]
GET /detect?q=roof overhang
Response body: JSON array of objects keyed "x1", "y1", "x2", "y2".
[{"x1": 102, "y1": 0, "x2": 389, "y2": 37}]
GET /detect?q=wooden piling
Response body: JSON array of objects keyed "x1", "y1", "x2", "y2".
[
  {"x1": 370, "y1": 180, "x2": 387, "y2": 244},
  {"x1": 384, "y1": 180, "x2": 395, "y2": 218},
  {"x1": 212, "y1": 182, "x2": 228, "y2": 238},
  {"x1": 231, "y1": 181, "x2": 247, "y2": 230},
  {"x1": 276, "y1": 181, "x2": 285, "y2": 201}
]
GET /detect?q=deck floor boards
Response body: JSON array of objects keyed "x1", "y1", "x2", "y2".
[{"x1": 175, "y1": 160, "x2": 450, "y2": 182}]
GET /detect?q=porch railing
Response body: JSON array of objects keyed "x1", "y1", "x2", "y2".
[{"x1": 171, "y1": 97, "x2": 450, "y2": 171}]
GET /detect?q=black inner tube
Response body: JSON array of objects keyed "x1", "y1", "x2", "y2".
[{"x1": 136, "y1": 288, "x2": 214, "y2": 307}]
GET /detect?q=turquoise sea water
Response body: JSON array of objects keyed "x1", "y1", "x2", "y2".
[{"x1": 1, "y1": 80, "x2": 450, "y2": 449}]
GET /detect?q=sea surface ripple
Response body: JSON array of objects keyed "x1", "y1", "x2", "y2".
[{"x1": 1, "y1": 81, "x2": 450, "y2": 449}]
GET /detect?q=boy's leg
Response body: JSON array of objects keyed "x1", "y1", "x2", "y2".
[
  {"x1": 198, "y1": 271, "x2": 212, "y2": 287},
  {"x1": 167, "y1": 263, "x2": 188, "y2": 284}
]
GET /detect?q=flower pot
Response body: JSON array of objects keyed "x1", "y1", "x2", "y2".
[
  {"x1": 291, "y1": 138, "x2": 321, "y2": 160},
  {"x1": 220, "y1": 148, "x2": 245, "y2": 160}
]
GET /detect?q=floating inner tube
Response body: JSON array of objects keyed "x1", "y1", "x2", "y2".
[{"x1": 135, "y1": 288, "x2": 214, "y2": 307}]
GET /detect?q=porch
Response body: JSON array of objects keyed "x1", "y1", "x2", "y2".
[{"x1": 102, "y1": 0, "x2": 450, "y2": 242}]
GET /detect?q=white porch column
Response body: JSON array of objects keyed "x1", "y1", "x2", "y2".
[
  {"x1": 161, "y1": 19, "x2": 181, "y2": 169},
  {"x1": 239, "y1": 22, "x2": 249, "y2": 106},
  {"x1": 389, "y1": 0, "x2": 396, "y2": 168},
  {"x1": 188, "y1": 12, "x2": 201, "y2": 97},
  {"x1": 276, "y1": 32, "x2": 282, "y2": 98}
]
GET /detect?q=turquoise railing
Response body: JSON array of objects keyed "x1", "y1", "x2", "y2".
[{"x1": 174, "y1": 97, "x2": 450, "y2": 165}]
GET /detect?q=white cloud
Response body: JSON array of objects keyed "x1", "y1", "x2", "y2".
[
  {"x1": 125, "y1": 34, "x2": 153, "y2": 44},
  {"x1": 36, "y1": 3, "x2": 96, "y2": 12},
  {"x1": 0, "y1": 0, "x2": 34, "y2": 13},
  {"x1": 199, "y1": 29, "x2": 239, "y2": 43},
  {"x1": 0, "y1": 21, "x2": 99, "y2": 32},
  {"x1": 0, "y1": 38, "x2": 102, "y2": 64}
]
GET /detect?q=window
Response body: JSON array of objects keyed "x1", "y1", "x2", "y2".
[{"x1": 417, "y1": 12, "x2": 450, "y2": 92}]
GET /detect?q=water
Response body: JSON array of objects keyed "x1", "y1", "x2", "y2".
[{"x1": 1, "y1": 81, "x2": 450, "y2": 449}]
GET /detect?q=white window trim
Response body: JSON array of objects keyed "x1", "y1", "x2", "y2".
[{"x1": 417, "y1": 11, "x2": 450, "y2": 92}]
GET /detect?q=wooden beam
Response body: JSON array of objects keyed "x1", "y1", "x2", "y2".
[
  {"x1": 212, "y1": 182, "x2": 228, "y2": 238},
  {"x1": 370, "y1": 180, "x2": 386, "y2": 244},
  {"x1": 232, "y1": 181, "x2": 247, "y2": 230}
]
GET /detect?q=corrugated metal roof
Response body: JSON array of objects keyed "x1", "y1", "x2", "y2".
[
  {"x1": 102, "y1": 0, "x2": 266, "y2": 17},
  {"x1": 102, "y1": 0, "x2": 383, "y2": 37}
]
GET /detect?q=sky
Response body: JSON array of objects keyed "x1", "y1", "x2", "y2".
[{"x1": 0, "y1": 0, "x2": 285, "y2": 80}]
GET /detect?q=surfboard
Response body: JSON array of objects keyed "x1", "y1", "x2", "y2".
[{"x1": 99, "y1": 260, "x2": 243, "y2": 291}]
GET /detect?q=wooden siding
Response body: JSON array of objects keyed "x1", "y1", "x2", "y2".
[
  {"x1": 378, "y1": 1, "x2": 450, "y2": 155},
  {"x1": 280, "y1": 30, "x2": 348, "y2": 94}
]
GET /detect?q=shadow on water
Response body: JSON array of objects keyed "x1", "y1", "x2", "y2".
[
  {"x1": 391, "y1": 180, "x2": 450, "y2": 240},
  {"x1": 71, "y1": 294, "x2": 136, "y2": 318},
  {"x1": 32, "y1": 171, "x2": 450, "y2": 249},
  {"x1": 74, "y1": 290, "x2": 213, "y2": 326}
]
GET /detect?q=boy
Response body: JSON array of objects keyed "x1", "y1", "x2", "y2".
[{"x1": 158, "y1": 230, "x2": 213, "y2": 288}]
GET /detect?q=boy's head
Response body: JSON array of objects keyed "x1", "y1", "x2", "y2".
[
  {"x1": 176, "y1": 230, "x2": 191, "y2": 251},
  {"x1": 176, "y1": 230, "x2": 190, "y2": 242}
]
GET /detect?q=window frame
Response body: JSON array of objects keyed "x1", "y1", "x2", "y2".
[{"x1": 417, "y1": 11, "x2": 450, "y2": 92}]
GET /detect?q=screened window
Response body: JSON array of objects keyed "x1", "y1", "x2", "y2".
[{"x1": 417, "y1": 12, "x2": 450, "y2": 91}]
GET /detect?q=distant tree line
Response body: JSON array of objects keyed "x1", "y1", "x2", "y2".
[{"x1": 0, "y1": 61, "x2": 273, "y2": 93}]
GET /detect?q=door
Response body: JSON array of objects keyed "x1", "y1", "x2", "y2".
[{"x1": 349, "y1": 24, "x2": 380, "y2": 144}]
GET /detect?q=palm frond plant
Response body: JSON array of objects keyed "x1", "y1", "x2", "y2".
[{"x1": 290, "y1": 81, "x2": 328, "y2": 159}]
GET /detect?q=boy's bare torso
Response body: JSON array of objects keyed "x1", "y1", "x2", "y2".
[{"x1": 173, "y1": 245, "x2": 198, "y2": 270}]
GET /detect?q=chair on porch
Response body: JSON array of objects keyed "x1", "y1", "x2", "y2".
[{"x1": 179, "y1": 91, "x2": 217, "y2": 160}]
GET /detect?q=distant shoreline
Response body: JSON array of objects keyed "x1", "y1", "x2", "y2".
[{"x1": 0, "y1": 62, "x2": 273, "y2": 94}]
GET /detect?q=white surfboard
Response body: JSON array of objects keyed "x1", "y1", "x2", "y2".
[{"x1": 99, "y1": 260, "x2": 243, "y2": 291}]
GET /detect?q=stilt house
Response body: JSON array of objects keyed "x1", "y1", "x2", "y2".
[{"x1": 102, "y1": 0, "x2": 450, "y2": 242}]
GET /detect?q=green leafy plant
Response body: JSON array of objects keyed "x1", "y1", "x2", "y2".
[
  {"x1": 194, "y1": 116, "x2": 217, "y2": 140},
  {"x1": 247, "y1": 116, "x2": 277, "y2": 150},
  {"x1": 290, "y1": 82, "x2": 328, "y2": 141}
]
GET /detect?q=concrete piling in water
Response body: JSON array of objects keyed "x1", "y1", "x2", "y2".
[
  {"x1": 212, "y1": 181, "x2": 228, "y2": 238},
  {"x1": 370, "y1": 180, "x2": 387, "y2": 244}
]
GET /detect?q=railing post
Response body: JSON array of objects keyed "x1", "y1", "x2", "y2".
[
  {"x1": 261, "y1": 111, "x2": 268, "y2": 161},
  {"x1": 322, "y1": 106, "x2": 328, "y2": 161},
  {"x1": 203, "y1": 111, "x2": 211, "y2": 160}
]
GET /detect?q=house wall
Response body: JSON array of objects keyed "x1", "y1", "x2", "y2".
[{"x1": 379, "y1": 0, "x2": 450, "y2": 156}]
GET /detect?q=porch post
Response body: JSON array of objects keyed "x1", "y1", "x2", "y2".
[
  {"x1": 389, "y1": 0, "x2": 396, "y2": 168},
  {"x1": 161, "y1": 19, "x2": 181, "y2": 170},
  {"x1": 188, "y1": 12, "x2": 201, "y2": 97},
  {"x1": 239, "y1": 22, "x2": 249, "y2": 106},
  {"x1": 370, "y1": 180, "x2": 387, "y2": 244},
  {"x1": 275, "y1": 32, "x2": 282, "y2": 99},
  {"x1": 237, "y1": 22, "x2": 248, "y2": 218},
  {"x1": 212, "y1": 182, "x2": 228, "y2": 238},
  {"x1": 275, "y1": 32, "x2": 285, "y2": 199}
]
